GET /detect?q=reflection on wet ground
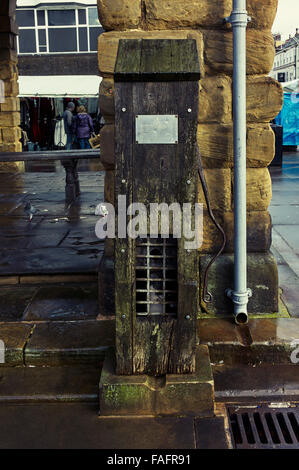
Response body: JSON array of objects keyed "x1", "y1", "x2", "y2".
[
  {"x1": 0, "y1": 160, "x2": 105, "y2": 275},
  {"x1": 0, "y1": 159, "x2": 105, "y2": 321},
  {"x1": 270, "y1": 151, "x2": 299, "y2": 317}
]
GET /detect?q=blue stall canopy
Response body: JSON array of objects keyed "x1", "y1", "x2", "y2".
[{"x1": 275, "y1": 79, "x2": 299, "y2": 146}]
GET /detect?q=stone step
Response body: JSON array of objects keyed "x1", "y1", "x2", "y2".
[
  {"x1": 199, "y1": 318, "x2": 299, "y2": 366},
  {"x1": 0, "y1": 282, "x2": 99, "y2": 322},
  {"x1": 214, "y1": 364, "x2": 299, "y2": 403},
  {"x1": 0, "y1": 273, "x2": 97, "y2": 287},
  {"x1": 0, "y1": 320, "x2": 115, "y2": 367},
  {"x1": 1, "y1": 318, "x2": 299, "y2": 369},
  {"x1": 0, "y1": 365, "x2": 100, "y2": 403}
]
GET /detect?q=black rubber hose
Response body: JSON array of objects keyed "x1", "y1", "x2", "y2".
[{"x1": 197, "y1": 145, "x2": 227, "y2": 303}]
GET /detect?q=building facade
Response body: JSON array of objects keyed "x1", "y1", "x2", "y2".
[
  {"x1": 270, "y1": 30, "x2": 299, "y2": 83},
  {"x1": 16, "y1": 0, "x2": 103, "y2": 76}
]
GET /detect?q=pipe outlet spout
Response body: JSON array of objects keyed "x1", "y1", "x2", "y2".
[{"x1": 226, "y1": 288, "x2": 252, "y2": 324}]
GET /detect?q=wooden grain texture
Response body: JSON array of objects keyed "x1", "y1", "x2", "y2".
[
  {"x1": 133, "y1": 317, "x2": 176, "y2": 376},
  {"x1": 114, "y1": 82, "x2": 134, "y2": 375},
  {"x1": 132, "y1": 80, "x2": 200, "y2": 375},
  {"x1": 114, "y1": 39, "x2": 201, "y2": 82},
  {"x1": 114, "y1": 39, "x2": 200, "y2": 376}
]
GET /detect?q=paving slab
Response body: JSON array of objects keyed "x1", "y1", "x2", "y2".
[
  {"x1": 199, "y1": 318, "x2": 299, "y2": 365},
  {"x1": 0, "y1": 366, "x2": 100, "y2": 403},
  {"x1": 270, "y1": 205, "x2": 299, "y2": 225},
  {"x1": 19, "y1": 273, "x2": 97, "y2": 284},
  {"x1": 22, "y1": 284, "x2": 98, "y2": 321},
  {"x1": 0, "y1": 246, "x2": 103, "y2": 275},
  {"x1": 195, "y1": 417, "x2": 229, "y2": 449},
  {"x1": 214, "y1": 364, "x2": 299, "y2": 402},
  {"x1": 25, "y1": 320, "x2": 115, "y2": 366},
  {"x1": 0, "y1": 168, "x2": 105, "y2": 276},
  {"x1": 0, "y1": 286, "x2": 38, "y2": 321},
  {"x1": 0, "y1": 323, "x2": 33, "y2": 366},
  {"x1": 0, "y1": 403, "x2": 196, "y2": 449}
]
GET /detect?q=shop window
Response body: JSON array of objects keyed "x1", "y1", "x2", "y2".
[
  {"x1": 16, "y1": 9, "x2": 35, "y2": 27},
  {"x1": 78, "y1": 9, "x2": 87, "y2": 25},
  {"x1": 89, "y1": 27, "x2": 104, "y2": 51},
  {"x1": 79, "y1": 28, "x2": 88, "y2": 52},
  {"x1": 38, "y1": 29, "x2": 47, "y2": 53},
  {"x1": 88, "y1": 7, "x2": 100, "y2": 26},
  {"x1": 16, "y1": 7, "x2": 104, "y2": 54},
  {"x1": 48, "y1": 29, "x2": 77, "y2": 53},
  {"x1": 37, "y1": 10, "x2": 45, "y2": 26},
  {"x1": 18, "y1": 29, "x2": 36, "y2": 53},
  {"x1": 48, "y1": 9, "x2": 76, "y2": 26}
]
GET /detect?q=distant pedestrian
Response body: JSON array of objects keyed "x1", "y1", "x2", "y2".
[
  {"x1": 72, "y1": 105, "x2": 94, "y2": 149},
  {"x1": 63, "y1": 102, "x2": 75, "y2": 150}
]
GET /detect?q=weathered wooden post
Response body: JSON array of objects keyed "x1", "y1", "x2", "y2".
[{"x1": 99, "y1": 39, "x2": 214, "y2": 417}]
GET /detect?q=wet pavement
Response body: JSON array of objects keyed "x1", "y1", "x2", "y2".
[
  {"x1": 270, "y1": 151, "x2": 299, "y2": 317},
  {"x1": 0, "y1": 160, "x2": 104, "y2": 322},
  {"x1": 0, "y1": 160, "x2": 105, "y2": 276}
]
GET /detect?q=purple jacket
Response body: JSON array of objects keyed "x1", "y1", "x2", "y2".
[{"x1": 72, "y1": 113, "x2": 94, "y2": 139}]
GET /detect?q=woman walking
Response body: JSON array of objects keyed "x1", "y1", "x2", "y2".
[{"x1": 72, "y1": 105, "x2": 94, "y2": 149}]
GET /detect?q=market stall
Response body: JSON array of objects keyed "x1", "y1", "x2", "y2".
[{"x1": 18, "y1": 75, "x2": 102, "y2": 150}]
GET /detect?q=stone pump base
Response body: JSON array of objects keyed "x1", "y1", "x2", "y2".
[{"x1": 99, "y1": 346, "x2": 215, "y2": 418}]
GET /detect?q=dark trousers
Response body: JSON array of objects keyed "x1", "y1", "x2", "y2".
[{"x1": 78, "y1": 138, "x2": 91, "y2": 149}]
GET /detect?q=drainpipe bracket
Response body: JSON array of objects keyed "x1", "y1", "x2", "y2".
[
  {"x1": 225, "y1": 12, "x2": 251, "y2": 26},
  {"x1": 226, "y1": 288, "x2": 252, "y2": 306}
]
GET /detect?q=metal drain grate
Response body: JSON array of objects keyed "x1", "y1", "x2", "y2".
[
  {"x1": 228, "y1": 405, "x2": 299, "y2": 449},
  {"x1": 135, "y1": 236, "x2": 178, "y2": 317}
]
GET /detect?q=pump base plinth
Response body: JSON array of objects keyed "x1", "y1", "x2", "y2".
[{"x1": 99, "y1": 345, "x2": 214, "y2": 418}]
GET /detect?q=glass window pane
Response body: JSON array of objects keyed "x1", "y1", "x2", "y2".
[
  {"x1": 89, "y1": 27, "x2": 103, "y2": 51},
  {"x1": 18, "y1": 29, "x2": 36, "y2": 53},
  {"x1": 48, "y1": 10, "x2": 76, "y2": 26},
  {"x1": 16, "y1": 10, "x2": 35, "y2": 27},
  {"x1": 78, "y1": 9, "x2": 86, "y2": 24},
  {"x1": 48, "y1": 28, "x2": 77, "y2": 52},
  {"x1": 79, "y1": 28, "x2": 88, "y2": 52},
  {"x1": 38, "y1": 29, "x2": 46, "y2": 46},
  {"x1": 37, "y1": 10, "x2": 45, "y2": 26},
  {"x1": 88, "y1": 8, "x2": 100, "y2": 25},
  {"x1": 39, "y1": 45, "x2": 47, "y2": 53}
]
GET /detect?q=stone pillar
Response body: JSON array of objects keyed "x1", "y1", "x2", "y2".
[
  {"x1": 97, "y1": 0, "x2": 283, "y2": 317},
  {"x1": 0, "y1": 0, "x2": 21, "y2": 170}
]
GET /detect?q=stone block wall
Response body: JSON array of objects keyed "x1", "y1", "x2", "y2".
[
  {"x1": 97, "y1": 0, "x2": 283, "y2": 315},
  {"x1": 0, "y1": 0, "x2": 21, "y2": 166}
]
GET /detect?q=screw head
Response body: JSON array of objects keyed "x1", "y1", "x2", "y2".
[
  {"x1": 187, "y1": 180, "x2": 191, "y2": 185},
  {"x1": 121, "y1": 179, "x2": 126, "y2": 184},
  {"x1": 121, "y1": 248, "x2": 125, "y2": 253},
  {"x1": 188, "y1": 108, "x2": 192, "y2": 113},
  {"x1": 185, "y1": 315, "x2": 191, "y2": 320},
  {"x1": 121, "y1": 314, "x2": 126, "y2": 319},
  {"x1": 122, "y1": 107, "x2": 126, "y2": 112}
]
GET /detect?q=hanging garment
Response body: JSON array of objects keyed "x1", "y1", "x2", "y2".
[{"x1": 54, "y1": 118, "x2": 67, "y2": 148}]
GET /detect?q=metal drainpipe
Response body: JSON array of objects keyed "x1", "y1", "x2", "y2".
[{"x1": 225, "y1": 0, "x2": 252, "y2": 325}]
